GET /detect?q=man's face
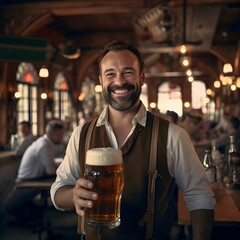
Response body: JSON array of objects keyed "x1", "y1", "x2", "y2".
[
  {"x1": 52, "y1": 129, "x2": 65, "y2": 145},
  {"x1": 99, "y1": 50, "x2": 144, "y2": 111},
  {"x1": 18, "y1": 124, "x2": 30, "y2": 136}
]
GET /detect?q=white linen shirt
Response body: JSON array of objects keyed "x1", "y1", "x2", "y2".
[
  {"x1": 15, "y1": 133, "x2": 36, "y2": 157},
  {"x1": 51, "y1": 103, "x2": 216, "y2": 211},
  {"x1": 18, "y1": 135, "x2": 57, "y2": 180}
]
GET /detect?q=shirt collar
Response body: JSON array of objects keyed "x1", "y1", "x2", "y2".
[
  {"x1": 43, "y1": 134, "x2": 54, "y2": 145},
  {"x1": 96, "y1": 101, "x2": 147, "y2": 128}
]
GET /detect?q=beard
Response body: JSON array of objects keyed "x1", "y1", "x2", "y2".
[{"x1": 102, "y1": 82, "x2": 141, "y2": 111}]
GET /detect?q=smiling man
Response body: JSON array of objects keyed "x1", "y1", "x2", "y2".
[
  {"x1": 100, "y1": 49, "x2": 144, "y2": 112},
  {"x1": 51, "y1": 41, "x2": 215, "y2": 240}
]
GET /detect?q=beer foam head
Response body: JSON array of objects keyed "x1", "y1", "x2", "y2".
[{"x1": 86, "y1": 148, "x2": 122, "y2": 166}]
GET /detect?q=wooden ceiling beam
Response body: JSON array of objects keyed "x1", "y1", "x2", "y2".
[{"x1": 4, "y1": 1, "x2": 144, "y2": 16}]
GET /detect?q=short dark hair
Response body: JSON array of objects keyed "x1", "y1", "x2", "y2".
[
  {"x1": 167, "y1": 110, "x2": 179, "y2": 123},
  {"x1": 19, "y1": 121, "x2": 31, "y2": 127},
  {"x1": 45, "y1": 120, "x2": 64, "y2": 137},
  {"x1": 98, "y1": 40, "x2": 144, "y2": 74}
]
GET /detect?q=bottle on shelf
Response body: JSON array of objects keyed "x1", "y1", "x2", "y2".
[
  {"x1": 211, "y1": 140, "x2": 223, "y2": 183},
  {"x1": 203, "y1": 149, "x2": 216, "y2": 183},
  {"x1": 226, "y1": 135, "x2": 237, "y2": 179},
  {"x1": 229, "y1": 152, "x2": 240, "y2": 184}
]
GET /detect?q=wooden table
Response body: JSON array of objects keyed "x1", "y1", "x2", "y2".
[
  {"x1": 16, "y1": 178, "x2": 54, "y2": 190},
  {"x1": 16, "y1": 178, "x2": 55, "y2": 240},
  {"x1": 16, "y1": 177, "x2": 55, "y2": 207},
  {"x1": 178, "y1": 182, "x2": 240, "y2": 226}
]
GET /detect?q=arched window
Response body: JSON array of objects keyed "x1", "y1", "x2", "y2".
[
  {"x1": 81, "y1": 77, "x2": 97, "y2": 119},
  {"x1": 191, "y1": 80, "x2": 207, "y2": 113},
  {"x1": 158, "y1": 81, "x2": 183, "y2": 117},
  {"x1": 16, "y1": 62, "x2": 39, "y2": 135},
  {"x1": 53, "y1": 72, "x2": 73, "y2": 120}
]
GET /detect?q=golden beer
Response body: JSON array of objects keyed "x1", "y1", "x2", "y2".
[{"x1": 84, "y1": 148, "x2": 124, "y2": 228}]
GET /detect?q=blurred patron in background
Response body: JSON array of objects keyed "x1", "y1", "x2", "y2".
[
  {"x1": 12, "y1": 121, "x2": 37, "y2": 157},
  {"x1": 62, "y1": 116, "x2": 74, "y2": 146},
  {"x1": 165, "y1": 110, "x2": 179, "y2": 124},
  {"x1": 195, "y1": 116, "x2": 240, "y2": 155},
  {"x1": 179, "y1": 111, "x2": 203, "y2": 143},
  {"x1": 210, "y1": 112, "x2": 231, "y2": 137},
  {"x1": 4, "y1": 120, "x2": 65, "y2": 225}
]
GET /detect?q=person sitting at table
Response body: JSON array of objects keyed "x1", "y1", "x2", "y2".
[
  {"x1": 13, "y1": 121, "x2": 37, "y2": 157},
  {"x1": 4, "y1": 120, "x2": 65, "y2": 225},
  {"x1": 211, "y1": 111, "x2": 231, "y2": 136},
  {"x1": 179, "y1": 110, "x2": 204, "y2": 143},
  {"x1": 195, "y1": 116, "x2": 240, "y2": 154},
  {"x1": 165, "y1": 110, "x2": 179, "y2": 124}
]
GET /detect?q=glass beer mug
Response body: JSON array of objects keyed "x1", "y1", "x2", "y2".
[{"x1": 84, "y1": 148, "x2": 124, "y2": 228}]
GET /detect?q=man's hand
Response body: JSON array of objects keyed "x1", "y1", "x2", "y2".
[{"x1": 73, "y1": 178, "x2": 98, "y2": 216}]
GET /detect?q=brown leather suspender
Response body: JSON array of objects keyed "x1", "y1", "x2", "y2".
[
  {"x1": 145, "y1": 115, "x2": 160, "y2": 239},
  {"x1": 137, "y1": 114, "x2": 161, "y2": 239},
  {"x1": 77, "y1": 118, "x2": 97, "y2": 234}
]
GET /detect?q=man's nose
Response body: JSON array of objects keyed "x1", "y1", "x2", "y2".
[{"x1": 114, "y1": 73, "x2": 127, "y2": 85}]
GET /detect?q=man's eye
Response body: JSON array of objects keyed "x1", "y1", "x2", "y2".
[
  {"x1": 124, "y1": 71, "x2": 134, "y2": 76},
  {"x1": 106, "y1": 72, "x2": 115, "y2": 77}
]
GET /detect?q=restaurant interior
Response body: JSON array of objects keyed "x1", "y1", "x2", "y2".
[{"x1": 0, "y1": 0, "x2": 240, "y2": 239}]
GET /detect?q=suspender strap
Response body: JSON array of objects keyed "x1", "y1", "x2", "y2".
[
  {"x1": 85, "y1": 119, "x2": 97, "y2": 155},
  {"x1": 77, "y1": 118, "x2": 98, "y2": 234},
  {"x1": 145, "y1": 115, "x2": 160, "y2": 240}
]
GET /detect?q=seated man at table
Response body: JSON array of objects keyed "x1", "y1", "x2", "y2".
[
  {"x1": 4, "y1": 120, "x2": 65, "y2": 225},
  {"x1": 13, "y1": 121, "x2": 37, "y2": 157}
]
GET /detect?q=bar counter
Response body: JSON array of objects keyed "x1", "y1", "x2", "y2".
[
  {"x1": 0, "y1": 150, "x2": 17, "y2": 160},
  {"x1": 178, "y1": 182, "x2": 240, "y2": 226}
]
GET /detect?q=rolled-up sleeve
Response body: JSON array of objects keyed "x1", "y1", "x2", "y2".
[
  {"x1": 167, "y1": 124, "x2": 216, "y2": 211},
  {"x1": 50, "y1": 126, "x2": 82, "y2": 210}
]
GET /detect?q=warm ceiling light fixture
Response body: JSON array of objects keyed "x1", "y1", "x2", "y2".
[
  {"x1": 206, "y1": 89, "x2": 212, "y2": 95},
  {"x1": 62, "y1": 48, "x2": 81, "y2": 60},
  {"x1": 60, "y1": 41, "x2": 81, "y2": 60},
  {"x1": 95, "y1": 85, "x2": 102, "y2": 93},
  {"x1": 184, "y1": 102, "x2": 190, "y2": 108},
  {"x1": 219, "y1": 74, "x2": 228, "y2": 86},
  {"x1": 231, "y1": 85, "x2": 236, "y2": 91},
  {"x1": 150, "y1": 102, "x2": 157, "y2": 108},
  {"x1": 188, "y1": 76, "x2": 194, "y2": 82},
  {"x1": 186, "y1": 69, "x2": 192, "y2": 76},
  {"x1": 39, "y1": 67, "x2": 49, "y2": 78},
  {"x1": 223, "y1": 63, "x2": 233, "y2": 74},
  {"x1": 182, "y1": 59, "x2": 189, "y2": 66},
  {"x1": 14, "y1": 91, "x2": 21, "y2": 99},
  {"x1": 41, "y1": 93, "x2": 48, "y2": 100},
  {"x1": 214, "y1": 80, "x2": 221, "y2": 88},
  {"x1": 78, "y1": 92, "x2": 85, "y2": 101},
  {"x1": 180, "y1": 45, "x2": 187, "y2": 54},
  {"x1": 181, "y1": 56, "x2": 190, "y2": 67}
]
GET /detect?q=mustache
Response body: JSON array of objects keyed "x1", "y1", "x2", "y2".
[{"x1": 108, "y1": 83, "x2": 135, "y2": 91}]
